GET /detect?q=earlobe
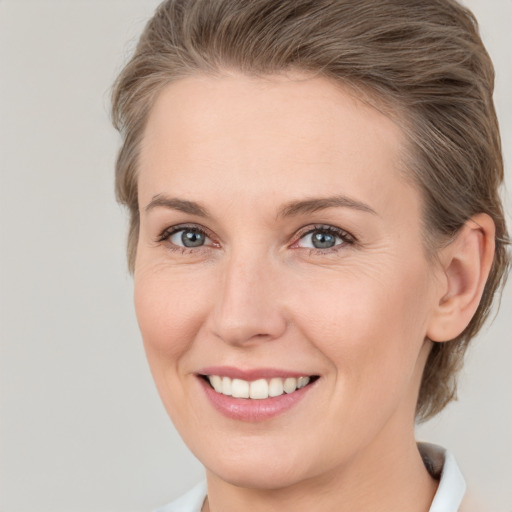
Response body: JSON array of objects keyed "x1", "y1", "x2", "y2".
[{"x1": 427, "y1": 213, "x2": 496, "y2": 343}]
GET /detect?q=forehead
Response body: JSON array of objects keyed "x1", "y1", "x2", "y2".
[{"x1": 138, "y1": 72, "x2": 415, "y2": 220}]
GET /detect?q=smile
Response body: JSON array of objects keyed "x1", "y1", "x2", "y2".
[
  {"x1": 205, "y1": 375, "x2": 314, "y2": 399},
  {"x1": 197, "y1": 367, "x2": 320, "y2": 421}
]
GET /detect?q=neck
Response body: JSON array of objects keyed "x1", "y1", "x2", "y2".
[{"x1": 203, "y1": 420, "x2": 438, "y2": 512}]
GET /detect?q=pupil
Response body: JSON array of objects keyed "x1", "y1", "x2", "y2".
[
  {"x1": 181, "y1": 230, "x2": 205, "y2": 247},
  {"x1": 312, "y1": 231, "x2": 336, "y2": 249}
]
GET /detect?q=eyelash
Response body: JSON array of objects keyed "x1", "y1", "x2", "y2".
[
  {"x1": 156, "y1": 223, "x2": 356, "y2": 255},
  {"x1": 156, "y1": 224, "x2": 217, "y2": 254},
  {"x1": 293, "y1": 224, "x2": 356, "y2": 254}
]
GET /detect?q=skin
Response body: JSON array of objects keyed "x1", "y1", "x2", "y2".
[{"x1": 133, "y1": 72, "x2": 493, "y2": 512}]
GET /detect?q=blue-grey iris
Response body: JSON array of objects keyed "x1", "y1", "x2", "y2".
[
  {"x1": 312, "y1": 231, "x2": 336, "y2": 249},
  {"x1": 182, "y1": 230, "x2": 205, "y2": 247}
]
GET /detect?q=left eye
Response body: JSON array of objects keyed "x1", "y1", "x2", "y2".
[
  {"x1": 297, "y1": 228, "x2": 348, "y2": 249},
  {"x1": 168, "y1": 228, "x2": 211, "y2": 248}
]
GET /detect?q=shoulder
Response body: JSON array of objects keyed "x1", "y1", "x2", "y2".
[{"x1": 154, "y1": 481, "x2": 207, "y2": 512}]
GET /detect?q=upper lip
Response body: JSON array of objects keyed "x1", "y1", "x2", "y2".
[{"x1": 197, "y1": 366, "x2": 316, "y2": 381}]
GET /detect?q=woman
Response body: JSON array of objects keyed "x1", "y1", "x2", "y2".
[{"x1": 111, "y1": 1, "x2": 509, "y2": 511}]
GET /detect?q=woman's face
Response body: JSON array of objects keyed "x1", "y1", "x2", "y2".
[{"x1": 135, "y1": 73, "x2": 441, "y2": 489}]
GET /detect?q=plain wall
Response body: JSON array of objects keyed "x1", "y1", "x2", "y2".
[{"x1": 0, "y1": 1, "x2": 510, "y2": 511}]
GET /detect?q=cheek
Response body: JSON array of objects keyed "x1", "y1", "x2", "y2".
[
  {"x1": 133, "y1": 267, "x2": 216, "y2": 432},
  {"x1": 297, "y1": 270, "x2": 433, "y2": 449},
  {"x1": 133, "y1": 267, "x2": 212, "y2": 364},
  {"x1": 290, "y1": 261, "x2": 433, "y2": 387}
]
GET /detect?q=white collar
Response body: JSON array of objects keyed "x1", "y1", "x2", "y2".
[
  {"x1": 419, "y1": 443, "x2": 466, "y2": 512},
  {"x1": 156, "y1": 444, "x2": 466, "y2": 512}
]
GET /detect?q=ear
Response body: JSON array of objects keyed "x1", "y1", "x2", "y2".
[{"x1": 427, "y1": 213, "x2": 495, "y2": 342}]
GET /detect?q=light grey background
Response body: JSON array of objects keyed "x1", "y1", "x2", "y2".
[{"x1": 0, "y1": 1, "x2": 510, "y2": 511}]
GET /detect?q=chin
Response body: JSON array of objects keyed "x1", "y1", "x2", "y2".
[
  {"x1": 207, "y1": 457, "x2": 312, "y2": 490},
  {"x1": 192, "y1": 433, "x2": 327, "y2": 491}
]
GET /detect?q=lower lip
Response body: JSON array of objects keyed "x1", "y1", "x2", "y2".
[{"x1": 198, "y1": 377, "x2": 317, "y2": 422}]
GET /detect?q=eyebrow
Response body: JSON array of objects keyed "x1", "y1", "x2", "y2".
[
  {"x1": 144, "y1": 195, "x2": 209, "y2": 217},
  {"x1": 144, "y1": 193, "x2": 377, "y2": 219},
  {"x1": 277, "y1": 195, "x2": 377, "y2": 218}
]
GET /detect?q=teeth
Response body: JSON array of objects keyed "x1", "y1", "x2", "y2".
[
  {"x1": 268, "y1": 377, "x2": 284, "y2": 397},
  {"x1": 249, "y1": 379, "x2": 268, "y2": 399},
  {"x1": 210, "y1": 375, "x2": 223, "y2": 393},
  {"x1": 283, "y1": 377, "x2": 297, "y2": 394},
  {"x1": 231, "y1": 378, "x2": 249, "y2": 398},
  {"x1": 297, "y1": 376, "x2": 310, "y2": 389},
  {"x1": 222, "y1": 376, "x2": 232, "y2": 396},
  {"x1": 207, "y1": 375, "x2": 312, "y2": 399}
]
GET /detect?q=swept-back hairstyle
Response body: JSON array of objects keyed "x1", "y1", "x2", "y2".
[{"x1": 111, "y1": 0, "x2": 509, "y2": 421}]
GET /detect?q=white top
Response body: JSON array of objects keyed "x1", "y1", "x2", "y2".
[{"x1": 155, "y1": 443, "x2": 466, "y2": 512}]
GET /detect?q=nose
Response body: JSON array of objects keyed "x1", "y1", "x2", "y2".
[{"x1": 209, "y1": 251, "x2": 287, "y2": 347}]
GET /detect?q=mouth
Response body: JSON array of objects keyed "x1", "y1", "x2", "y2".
[
  {"x1": 196, "y1": 368, "x2": 320, "y2": 421},
  {"x1": 199, "y1": 374, "x2": 319, "y2": 400}
]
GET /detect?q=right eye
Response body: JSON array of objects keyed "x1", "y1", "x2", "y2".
[
  {"x1": 169, "y1": 228, "x2": 209, "y2": 248},
  {"x1": 158, "y1": 225, "x2": 216, "y2": 250}
]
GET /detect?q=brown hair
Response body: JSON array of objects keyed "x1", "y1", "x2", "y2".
[{"x1": 111, "y1": 0, "x2": 510, "y2": 421}]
